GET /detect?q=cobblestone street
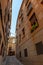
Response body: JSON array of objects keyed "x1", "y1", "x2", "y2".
[{"x1": 3, "y1": 56, "x2": 23, "y2": 65}]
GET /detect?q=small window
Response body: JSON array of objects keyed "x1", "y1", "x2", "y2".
[
  {"x1": 0, "y1": 3, "x2": 2, "y2": 21},
  {"x1": 16, "y1": 36, "x2": 18, "y2": 43},
  {"x1": 0, "y1": 32, "x2": 2, "y2": 43},
  {"x1": 2, "y1": 24, "x2": 4, "y2": 33},
  {"x1": 1, "y1": 43, "x2": 4, "y2": 56},
  {"x1": 8, "y1": 13, "x2": 10, "y2": 21},
  {"x1": 19, "y1": 34, "x2": 21, "y2": 43},
  {"x1": 29, "y1": 13, "x2": 38, "y2": 33},
  {"x1": 16, "y1": 28, "x2": 18, "y2": 31},
  {"x1": 19, "y1": 10, "x2": 23, "y2": 22},
  {"x1": 22, "y1": 28, "x2": 25, "y2": 38},
  {"x1": 25, "y1": 0, "x2": 29, "y2": 6},
  {"x1": 21, "y1": 12, "x2": 23, "y2": 22},
  {"x1": 21, "y1": 17, "x2": 23, "y2": 22},
  {"x1": 35, "y1": 41, "x2": 43, "y2": 55},
  {"x1": 19, "y1": 51, "x2": 21, "y2": 57},
  {"x1": 19, "y1": 24, "x2": 20, "y2": 27},
  {"x1": 24, "y1": 48, "x2": 28, "y2": 57},
  {"x1": 27, "y1": 2, "x2": 33, "y2": 16}
]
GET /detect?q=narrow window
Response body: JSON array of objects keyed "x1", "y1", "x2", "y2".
[
  {"x1": 27, "y1": 2, "x2": 33, "y2": 16},
  {"x1": 25, "y1": 0, "x2": 29, "y2": 6},
  {"x1": 8, "y1": 13, "x2": 10, "y2": 21},
  {"x1": 0, "y1": 32, "x2": 2, "y2": 43},
  {"x1": 0, "y1": 3, "x2": 2, "y2": 21},
  {"x1": 19, "y1": 51, "x2": 21, "y2": 57},
  {"x1": 22, "y1": 28, "x2": 25, "y2": 38},
  {"x1": 19, "y1": 34, "x2": 21, "y2": 43},
  {"x1": 1, "y1": 43, "x2": 4, "y2": 56},
  {"x1": 24, "y1": 48, "x2": 28, "y2": 57}
]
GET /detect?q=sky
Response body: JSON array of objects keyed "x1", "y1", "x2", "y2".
[{"x1": 10, "y1": 0, "x2": 22, "y2": 37}]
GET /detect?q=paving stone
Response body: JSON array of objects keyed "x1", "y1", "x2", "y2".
[{"x1": 4, "y1": 56, "x2": 23, "y2": 65}]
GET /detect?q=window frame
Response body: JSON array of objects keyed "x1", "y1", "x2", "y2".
[{"x1": 29, "y1": 13, "x2": 39, "y2": 33}]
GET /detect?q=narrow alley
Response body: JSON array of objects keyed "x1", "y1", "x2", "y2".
[
  {"x1": 0, "y1": 0, "x2": 43, "y2": 65},
  {"x1": 3, "y1": 56, "x2": 23, "y2": 65}
]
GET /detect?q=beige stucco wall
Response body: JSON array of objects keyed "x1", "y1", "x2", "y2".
[{"x1": 16, "y1": 0, "x2": 43, "y2": 65}]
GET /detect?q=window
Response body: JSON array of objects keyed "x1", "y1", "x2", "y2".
[
  {"x1": 41, "y1": 0, "x2": 43, "y2": 4},
  {"x1": 35, "y1": 41, "x2": 43, "y2": 55},
  {"x1": 27, "y1": 2, "x2": 33, "y2": 16},
  {"x1": 0, "y1": 32, "x2": 2, "y2": 43},
  {"x1": 9, "y1": 25, "x2": 10, "y2": 29},
  {"x1": 25, "y1": 0, "x2": 29, "y2": 6},
  {"x1": 16, "y1": 36, "x2": 18, "y2": 43},
  {"x1": 19, "y1": 34, "x2": 21, "y2": 43},
  {"x1": 4, "y1": 15, "x2": 6, "y2": 23},
  {"x1": 24, "y1": 48, "x2": 28, "y2": 57},
  {"x1": 0, "y1": 3, "x2": 2, "y2": 21},
  {"x1": 19, "y1": 10, "x2": 23, "y2": 22},
  {"x1": 22, "y1": 28, "x2": 25, "y2": 38},
  {"x1": 2, "y1": 50, "x2": 4, "y2": 57},
  {"x1": 21, "y1": 13, "x2": 23, "y2": 22},
  {"x1": 2, "y1": 24, "x2": 4, "y2": 33},
  {"x1": 0, "y1": 33, "x2": 2, "y2": 55},
  {"x1": 1, "y1": 43, "x2": 4, "y2": 56},
  {"x1": 19, "y1": 24, "x2": 20, "y2": 27},
  {"x1": 8, "y1": 13, "x2": 10, "y2": 21},
  {"x1": 21, "y1": 17, "x2": 23, "y2": 22},
  {"x1": 19, "y1": 51, "x2": 21, "y2": 57},
  {"x1": 4, "y1": 8, "x2": 7, "y2": 23},
  {"x1": 16, "y1": 28, "x2": 18, "y2": 31},
  {"x1": 29, "y1": 13, "x2": 38, "y2": 33}
]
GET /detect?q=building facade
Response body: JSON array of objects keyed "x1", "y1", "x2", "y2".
[
  {"x1": 16, "y1": 0, "x2": 43, "y2": 65},
  {"x1": 0, "y1": 0, "x2": 12, "y2": 62},
  {"x1": 7, "y1": 37, "x2": 16, "y2": 56}
]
